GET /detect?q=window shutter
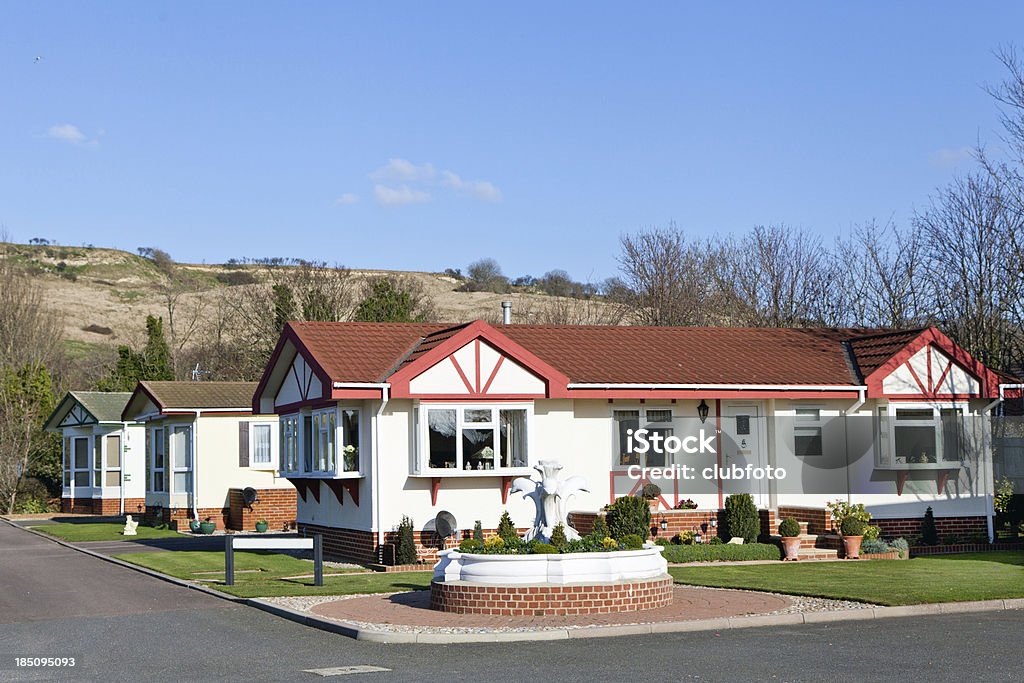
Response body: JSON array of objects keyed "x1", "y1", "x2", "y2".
[{"x1": 239, "y1": 421, "x2": 250, "y2": 467}]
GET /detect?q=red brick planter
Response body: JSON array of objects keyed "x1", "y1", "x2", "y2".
[{"x1": 430, "y1": 575, "x2": 674, "y2": 616}]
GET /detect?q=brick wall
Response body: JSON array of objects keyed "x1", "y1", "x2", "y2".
[
  {"x1": 875, "y1": 515, "x2": 987, "y2": 540},
  {"x1": 60, "y1": 497, "x2": 145, "y2": 515},
  {"x1": 298, "y1": 523, "x2": 377, "y2": 564},
  {"x1": 227, "y1": 488, "x2": 297, "y2": 532},
  {"x1": 431, "y1": 576, "x2": 674, "y2": 616},
  {"x1": 777, "y1": 506, "x2": 831, "y2": 535},
  {"x1": 144, "y1": 505, "x2": 229, "y2": 530}
]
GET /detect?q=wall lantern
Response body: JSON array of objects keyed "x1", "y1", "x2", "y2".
[
  {"x1": 659, "y1": 515, "x2": 668, "y2": 532},
  {"x1": 697, "y1": 399, "x2": 710, "y2": 423}
]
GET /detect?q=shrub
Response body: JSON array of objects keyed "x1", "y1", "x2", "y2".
[
  {"x1": 459, "y1": 538, "x2": 483, "y2": 553},
  {"x1": 619, "y1": 534, "x2": 644, "y2": 550},
  {"x1": 562, "y1": 538, "x2": 593, "y2": 553},
  {"x1": 890, "y1": 537, "x2": 910, "y2": 559},
  {"x1": 531, "y1": 542, "x2": 558, "y2": 554},
  {"x1": 396, "y1": 515, "x2": 417, "y2": 564},
  {"x1": 15, "y1": 497, "x2": 49, "y2": 514},
  {"x1": 827, "y1": 500, "x2": 871, "y2": 531},
  {"x1": 606, "y1": 495, "x2": 651, "y2": 541},
  {"x1": 640, "y1": 483, "x2": 662, "y2": 500},
  {"x1": 724, "y1": 494, "x2": 759, "y2": 543},
  {"x1": 840, "y1": 517, "x2": 867, "y2": 537},
  {"x1": 863, "y1": 525, "x2": 881, "y2": 541},
  {"x1": 497, "y1": 511, "x2": 518, "y2": 542},
  {"x1": 778, "y1": 518, "x2": 800, "y2": 538},
  {"x1": 588, "y1": 515, "x2": 608, "y2": 540},
  {"x1": 671, "y1": 530, "x2": 696, "y2": 545},
  {"x1": 600, "y1": 536, "x2": 619, "y2": 550},
  {"x1": 473, "y1": 520, "x2": 484, "y2": 543},
  {"x1": 484, "y1": 535, "x2": 506, "y2": 551},
  {"x1": 920, "y1": 507, "x2": 939, "y2": 546},
  {"x1": 708, "y1": 536, "x2": 724, "y2": 545},
  {"x1": 660, "y1": 543, "x2": 781, "y2": 563},
  {"x1": 549, "y1": 523, "x2": 568, "y2": 550},
  {"x1": 860, "y1": 538, "x2": 892, "y2": 554}
]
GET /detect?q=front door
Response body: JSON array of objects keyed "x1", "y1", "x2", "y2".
[{"x1": 721, "y1": 404, "x2": 768, "y2": 508}]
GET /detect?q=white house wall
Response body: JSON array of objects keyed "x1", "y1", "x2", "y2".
[{"x1": 408, "y1": 340, "x2": 546, "y2": 395}]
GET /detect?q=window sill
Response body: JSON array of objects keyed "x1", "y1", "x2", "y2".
[
  {"x1": 280, "y1": 471, "x2": 364, "y2": 480},
  {"x1": 876, "y1": 463, "x2": 962, "y2": 471},
  {"x1": 409, "y1": 468, "x2": 534, "y2": 478}
]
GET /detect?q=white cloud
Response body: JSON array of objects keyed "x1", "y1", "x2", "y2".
[
  {"x1": 373, "y1": 184, "x2": 431, "y2": 206},
  {"x1": 929, "y1": 146, "x2": 974, "y2": 168},
  {"x1": 440, "y1": 170, "x2": 502, "y2": 202},
  {"x1": 370, "y1": 158, "x2": 436, "y2": 183},
  {"x1": 47, "y1": 123, "x2": 89, "y2": 145},
  {"x1": 334, "y1": 193, "x2": 360, "y2": 206}
]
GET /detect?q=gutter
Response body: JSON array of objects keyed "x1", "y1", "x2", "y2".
[
  {"x1": 565, "y1": 383, "x2": 867, "y2": 392},
  {"x1": 191, "y1": 410, "x2": 201, "y2": 522}
]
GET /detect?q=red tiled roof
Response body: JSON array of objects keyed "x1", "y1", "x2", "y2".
[{"x1": 288, "y1": 321, "x2": 935, "y2": 387}]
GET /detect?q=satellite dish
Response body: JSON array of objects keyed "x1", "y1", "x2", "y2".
[
  {"x1": 435, "y1": 510, "x2": 458, "y2": 546},
  {"x1": 242, "y1": 487, "x2": 259, "y2": 508}
]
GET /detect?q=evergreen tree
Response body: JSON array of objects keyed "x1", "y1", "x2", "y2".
[
  {"x1": 921, "y1": 506, "x2": 940, "y2": 546},
  {"x1": 353, "y1": 277, "x2": 428, "y2": 323},
  {"x1": 97, "y1": 315, "x2": 175, "y2": 391},
  {"x1": 473, "y1": 520, "x2": 484, "y2": 543},
  {"x1": 396, "y1": 515, "x2": 417, "y2": 564},
  {"x1": 497, "y1": 511, "x2": 518, "y2": 542}
]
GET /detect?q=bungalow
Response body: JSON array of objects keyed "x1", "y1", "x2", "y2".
[
  {"x1": 253, "y1": 320, "x2": 1016, "y2": 563},
  {"x1": 45, "y1": 392, "x2": 145, "y2": 515},
  {"x1": 121, "y1": 381, "x2": 296, "y2": 531}
]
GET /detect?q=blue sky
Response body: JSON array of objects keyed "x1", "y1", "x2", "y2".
[{"x1": 2, "y1": 2, "x2": 1022, "y2": 283}]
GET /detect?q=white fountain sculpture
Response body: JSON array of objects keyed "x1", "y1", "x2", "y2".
[
  {"x1": 122, "y1": 514, "x2": 138, "y2": 536},
  {"x1": 511, "y1": 460, "x2": 589, "y2": 542}
]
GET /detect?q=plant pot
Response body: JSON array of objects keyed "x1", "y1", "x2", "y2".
[
  {"x1": 255, "y1": 521, "x2": 269, "y2": 533},
  {"x1": 199, "y1": 521, "x2": 216, "y2": 535},
  {"x1": 781, "y1": 536, "x2": 802, "y2": 561},
  {"x1": 842, "y1": 535, "x2": 863, "y2": 559},
  {"x1": 189, "y1": 520, "x2": 202, "y2": 533}
]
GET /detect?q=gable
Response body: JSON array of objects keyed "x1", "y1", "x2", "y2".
[
  {"x1": 880, "y1": 344, "x2": 981, "y2": 397},
  {"x1": 408, "y1": 339, "x2": 546, "y2": 397},
  {"x1": 275, "y1": 351, "x2": 324, "y2": 407},
  {"x1": 59, "y1": 403, "x2": 97, "y2": 428}
]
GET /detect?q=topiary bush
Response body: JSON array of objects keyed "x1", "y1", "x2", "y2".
[
  {"x1": 396, "y1": 515, "x2": 417, "y2": 564},
  {"x1": 920, "y1": 507, "x2": 939, "y2": 545},
  {"x1": 778, "y1": 518, "x2": 800, "y2": 538},
  {"x1": 640, "y1": 482, "x2": 662, "y2": 500},
  {"x1": 549, "y1": 523, "x2": 568, "y2": 550},
  {"x1": 531, "y1": 542, "x2": 558, "y2": 554},
  {"x1": 619, "y1": 533, "x2": 644, "y2": 550},
  {"x1": 606, "y1": 495, "x2": 651, "y2": 540},
  {"x1": 724, "y1": 494, "x2": 760, "y2": 543},
  {"x1": 497, "y1": 511, "x2": 518, "y2": 542},
  {"x1": 660, "y1": 543, "x2": 781, "y2": 563},
  {"x1": 840, "y1": 516, "x2": 867, "y2": 537}
]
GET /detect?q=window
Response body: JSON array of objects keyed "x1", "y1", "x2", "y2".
[
  {"x1": 73, "y1": 437, "x2": 90, "y2": 487},
  {"x1": 171, "y1": 425, "x2": 192, "y2": 493},
  {"x1": 151, "y1": 428, "x2": 165, "y2": 492},
  {"x1": 613, "y1": 408, "x2": 674, "y2": 468},
  {"x1": 280, "y1": 415, "x2": 300, "y2": 472},
  {"x1": 93, "y1": 437, "x2": 102, "y2": 487},
  {"x1": 419, "y1": 404, "x2": 531, "y2": 473},
  {"x1": 793, "y1": 407, "x2": 823, "y2": 457},
  {"x1": 62, "y1": 438, "x2": 70, "y2": 487},
  {"x1": 251, "y1": 424, "x2": 273, "y2": 466},
  {"x1": 105, "y1": 434, "x2": 122, "y2": 487},
  {"x1": 877, "y1": 404, "x2": 966, "y2": 467},
  {"x1": 340, "y1": 409, "x2": 360, "y2": 472},
  {"x1": 312, "y1": 409, "x2": 336, "y2": 472}
]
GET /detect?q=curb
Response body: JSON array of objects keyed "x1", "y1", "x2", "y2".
[{"x1": 7, "y1": 520, "x2": 1022, "y2": 644}]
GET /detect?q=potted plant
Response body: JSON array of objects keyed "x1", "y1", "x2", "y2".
[
  {"x1": 255, "y1": 520, "x2": 269, "y2": 533},
  {"x1": 189, "y1": 519, "x2": 202, "y2": 534},
  {"x1": 779, "y1": 517, "x2": 801, "y2": 561},
  {"x1": 343, "y1": 444, "x2": 358, "y2": 472},
  {"x1": 199, "y1": 517, "x2": 217, "y2": 535},
  {"x1": 640, "y1": 483, "x2": 662, "y2": 509},
  {"x1": 674, "y1": 498, "x2": 698, "y2": 510},
  {"x1": 840, "y1": 517, "x2": 866, "y2": 559}
]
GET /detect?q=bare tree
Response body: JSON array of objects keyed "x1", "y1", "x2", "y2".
[{"x1": 0, "y1": 239, "x2": 63, "y2": 369}]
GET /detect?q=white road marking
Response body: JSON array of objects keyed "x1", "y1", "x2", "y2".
[{"x1": 303, "y1": 665, "x2": 391, "y2": 677}]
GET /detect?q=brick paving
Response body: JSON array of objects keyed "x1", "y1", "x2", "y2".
[{"x1": 307, "y1": 586, "x2": 790, "y2": 631}]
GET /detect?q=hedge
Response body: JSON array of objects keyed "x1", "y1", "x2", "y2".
[{"x1": 660, "y1": 543, "x2": 781, "y2": 563}]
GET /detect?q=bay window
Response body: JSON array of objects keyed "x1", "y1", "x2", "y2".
[
  {"x1": 876, "y1": 404, "x2": 966, "y2": 468},
  {"x1": 417, "y1": 404, "x2": 530, "y2": 473},
  {"x1": 280, "y1": 407, "x2": 361, "y2": 476},
  {"x1": 73, "y1": 437, "x2": 90, "y2": 487},
  {"x1": 280, "y1": 415, "x2": 300, "y2": 472},
  {"x1": 171, "y1": 425, "x2": 192, "y2": 493},
  {"x1": 151, "y1": 427, "x2": 166, "y2": 492}
]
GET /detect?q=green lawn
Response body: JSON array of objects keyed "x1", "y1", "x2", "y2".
[
  {"x1": 670, "y1": 552, "x2": 1024, "y2": 605},
  {"x1": 30, "y1": 521, "x2": 182, "y2": 542},
  {"x1": 112, "y1": 550, "x2": 432, "y2": 598}
]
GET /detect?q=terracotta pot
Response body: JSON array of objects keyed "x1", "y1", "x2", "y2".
[
  {"x1": 842, "y1": 535, "x2": 863, "y2": 559},
  {"x1": 781, "y1": 536, "x2": 801, "y2": 561}
]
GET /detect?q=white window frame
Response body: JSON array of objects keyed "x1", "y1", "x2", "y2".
[
  {"x1": 279, "y1": 414, "x2": 300, "y2": 474},
  {"x1": 611, "y1": 406, "x2": 676, "y2": 470},
  {"x1": 104, "y1": 433, "x2": 122, "y2": 488},
  {"x1": 415, "y1": 403, "x2": 533, "y2": 475},
  {"x1": 151, "y1": 427, "x2": 166, "y2": 493},
  {"x1": 170, "y1": 424, "x2": 193, "y2": 494},
  {"x1": 249, "y1": 422, "x2": 278, "y2": 470},
  {"x1": 311, "y1": 407, "x2": 337, "y2": 474},
  {"x1": 792, "y1": 405, "x2": 824, "y2": 457},
  {"x1": 69, "y1": 435, "x2": 93, "y2": 488},
  {"x1": 876, "y1": 402, "x2": 968, "y2": 469}
]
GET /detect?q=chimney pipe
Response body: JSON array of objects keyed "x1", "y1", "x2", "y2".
[{"x1": 501, "y1": 301, "x2": 512, "y2": 325}]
